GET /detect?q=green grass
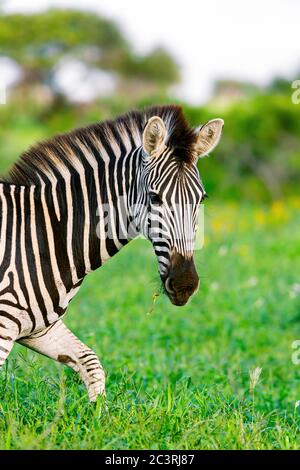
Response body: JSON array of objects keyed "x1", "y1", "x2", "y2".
[{"x1": 0, "y1": 199, "x2": 300, "y2": 449}]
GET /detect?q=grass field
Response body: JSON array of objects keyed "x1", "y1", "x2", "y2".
[{"x1": 0, "y1": 197, "x2": 300, "y2": 449}]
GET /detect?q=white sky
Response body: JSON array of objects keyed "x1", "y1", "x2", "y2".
[{"x1": 2, "y1": 0, "x2": 300, "y2": 104}]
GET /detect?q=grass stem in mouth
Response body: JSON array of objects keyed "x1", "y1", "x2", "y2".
[{"x1": 146, "y1": 291, "x2": 161, "y2": 316}]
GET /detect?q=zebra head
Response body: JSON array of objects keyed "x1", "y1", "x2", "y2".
[{"x1": 135, "y1": 111, "x2": 223, "y2": 306}]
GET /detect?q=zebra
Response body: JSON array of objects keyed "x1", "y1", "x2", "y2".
[{"x1": 0, "y1": 105, "x2": 223, "y2": 401}]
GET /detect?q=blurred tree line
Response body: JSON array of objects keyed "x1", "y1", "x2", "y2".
[
  {"x1": 0, "y1": 9, "x2": 179, "y2": 99},
  {"x1": 0, "y1": 9, "x2": 299, "y2": 202}
]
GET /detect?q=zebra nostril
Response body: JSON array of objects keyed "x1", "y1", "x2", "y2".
[{"x1": 165, "y1": 277, "x2": 175, "y2": 294}]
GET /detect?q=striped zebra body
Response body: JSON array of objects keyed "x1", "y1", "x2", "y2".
[
  {"x1": 0, "y1": 182, "x2": 90, "y2": 331},
  {"x1": 0, "y1": 106, "x2": 223, "y2": 401}
]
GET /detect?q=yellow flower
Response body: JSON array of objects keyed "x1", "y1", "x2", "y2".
[
  {"x1": 270, "y1": 200, "x2": 289, "y2": 224},
  {"x1": 254, "y1": 209, "x2": 266, "y2": 226},
  {"x1": 211, "y1": 218, "x2": 223, "y2": 234}
]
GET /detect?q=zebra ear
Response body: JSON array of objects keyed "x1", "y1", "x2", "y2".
[
  {"x1": 194, "y1": 118, "x2": 224, "y2": 158},
  {"x1": 143, "y1": 116, "x2": 167, "y2": 156}
]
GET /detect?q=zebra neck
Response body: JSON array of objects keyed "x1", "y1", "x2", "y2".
[
  {"x1": 4, "y1": 121, "x2": 144, "y2": 284},
  {"x1": 35, "y1": 143, "x2": 142, "y2": 283}
]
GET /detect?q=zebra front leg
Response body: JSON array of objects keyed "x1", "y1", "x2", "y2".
[
  {"x1": 18, "y1": 320, "x2": 105, "y2": 402},
  {"x1": 0, "y1": 316, "x2": 19, "y2": 370},
  {"x1": 0, "y1": 330, "x2": 16, "y2": 370}
]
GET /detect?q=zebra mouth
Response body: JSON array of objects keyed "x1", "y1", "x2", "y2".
[
  {"x1": 170, "y1": 298, "x2": 189, "y2": 307},
  {"x1": 166, "y1": 292, "x2": 190, "y2": 307}
]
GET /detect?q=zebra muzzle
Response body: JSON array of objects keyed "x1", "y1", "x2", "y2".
[{"x1": 162, "y1": 252, "x2": 199, "y2": 306}]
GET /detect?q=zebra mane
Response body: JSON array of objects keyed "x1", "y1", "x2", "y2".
[{"x1": 5, "y1": 105, "x2": 197, "y2": 186}]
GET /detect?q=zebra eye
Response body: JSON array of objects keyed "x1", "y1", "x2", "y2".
[{"x1": 149, "y1": 192, "x2": 162, "y2": 206}]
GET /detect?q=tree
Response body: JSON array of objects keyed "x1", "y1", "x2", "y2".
[{"x1": 0, "y1": 9, "x2": 179, "y2": 98}]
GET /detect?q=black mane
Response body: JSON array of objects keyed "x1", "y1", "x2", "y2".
[{"x1": 5, "y1": 105, "x2": 197, "y2": 186}]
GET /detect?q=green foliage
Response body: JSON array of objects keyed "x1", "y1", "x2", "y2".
[
  {"x1": 184, "y1": 93, "x2": 300, "y2": 201},
  {"x1": 0, "y1": 202, "x2": 299, "y2": 449},
  {"x1": 1, "y1": 9, "x2": 296, "y2": 202},
  {"x1": 116, "y1": 47, "x2": 180, "y2": 84},
  {"x1": 0, "y1": 10, "x2": 128, "y2": 69},
  {"x1": 0, "y1": 9, "x2": 179, "y2": 88}
]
